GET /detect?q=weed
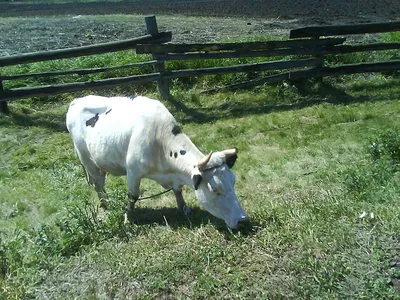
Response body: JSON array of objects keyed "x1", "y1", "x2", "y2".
[
  {"x1": 369, "y1": 129, "x2": 400, "y2": 167},
  {"x1": 343, "y1": 129, "x2": 400, "y2": 205}
]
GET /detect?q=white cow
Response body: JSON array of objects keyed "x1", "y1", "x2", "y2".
[{"x1": 66, "y1": 95, "x2": 249, "y2": 229}]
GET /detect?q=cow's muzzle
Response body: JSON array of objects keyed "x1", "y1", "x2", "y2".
[{"x1": 235, "y1": 216, "x2": 251, "y2": 230}]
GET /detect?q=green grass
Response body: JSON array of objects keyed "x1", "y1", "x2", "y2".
[
  {"x1": 1, "y1": 74, "x2": 400, "y2": 299},
  {"x1": 1, "y1": 32, "x2": 400, "y2": 298}
]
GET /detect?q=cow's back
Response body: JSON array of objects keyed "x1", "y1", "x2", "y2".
[
  {"x1": 66, "y1": 95, "x2": 177, "y2": 176},
  {"x1": 66, "y1": 95, "x2": 131, "y2": 132}
]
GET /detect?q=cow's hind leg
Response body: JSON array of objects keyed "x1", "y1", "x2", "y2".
[
  {"x1": 173, "y1": 190, "x2": 191, "y2": 215},
  {"x1": 82, "y1": 163, "x2": 107, "y2": 209},
  {"x1": 90, "y1": 173, "x2": 107, "y2": 209},
  {"x1": 125, "y1": 169, "x2": 141, "y2": 224}
]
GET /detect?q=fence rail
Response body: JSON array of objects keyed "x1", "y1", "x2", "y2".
[
  {"x1": 1, "y1": 73, "x2": 161, "y2": 102},
  {"x1": 136, "y1": 20, "x2": 400, "y2": 98},
  {"x1": 0, "y1": 32, "x2": 171, "y2": 67},
  {"x1": 0, "y1": 16, "x2": 171, "y2": 112},
  {"x1": 137, "y1": 38, "x2": 346, "y2": 61},
  {"x1": 0, "y1": 61, "x2": 157, "y2": 81},
  {"x1": 290, "y1": 20, "x2": 400, "y2": 38},
  {"x1": 1, "y1": 17, "x2": 399, "y2": 113},
  {"x1": 136, "y1": 38, "x2": 347, "y2": 54}
]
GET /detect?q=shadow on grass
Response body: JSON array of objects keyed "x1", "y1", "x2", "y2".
[
  {"x1": 1, "y1": 80, "x2": 395, "y2": 130},
  {"x1": 169, "y1": 80, "x2": 394, "y2": 124},
  {"x1": 0, "y1": 109, "x2": 68, "y2": 132},
  {"x1": 130, "y1": 206, "x2": 220, "y2": 228},
  {"x1": 128, "y1": 206, "x2": 258, "y2": 236}
]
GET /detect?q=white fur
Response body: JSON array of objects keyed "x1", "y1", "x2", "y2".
[{"x1": 66, "y1": 95, "x2": 248, "y2": 228}]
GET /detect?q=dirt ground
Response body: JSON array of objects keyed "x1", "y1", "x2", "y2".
[
  {"x1": 0, "y1": 15, "x2": 304, "y2": 56},
  {"x1": 0, "y1": 0, "x2": 399, "y2": 56},
  {"x1": 1, "y1": 0, "x2": 399, "y2": 20}
]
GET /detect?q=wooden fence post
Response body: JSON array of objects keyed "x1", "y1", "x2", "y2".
[
  {"x1": 312, "y1": 36, "x2": 325, "y2": 83},
  {"x1": 145, "y1": 15, "x2": 170, "y2": 99},
  {"x1": 0, "y1": 81, "x2": 10, "y2": 114}
]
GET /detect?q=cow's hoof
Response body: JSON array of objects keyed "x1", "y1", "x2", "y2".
[
  {"x1": 99, "y1": 200, "x2": 108, "y2": 210},
  {"x1": 123, "y1": 212, "x2": 135, "y2": 225},
  {"x1": 124, "y1": 207, "x2": 135, "y2": 225},
  {"x1": 183, "y1": 206, "x2": 192, "y2": 215},
  {"x1": 97, "y1": 208, "x2": 107, "y2": 221},
  {"x1": 123, "y1": 213, "x2": 129, "y2": 224}
]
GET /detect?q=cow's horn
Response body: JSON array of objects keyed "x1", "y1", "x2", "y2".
[
  {"x1": 222, "y1": 148, "x2": 238, "y2": 157},
  {"x1": 198, "y1": 151, "x2": 213, "y2": 170}
]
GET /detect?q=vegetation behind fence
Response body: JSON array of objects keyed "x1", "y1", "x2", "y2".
[{"x1": 0, "y1": 17, "x2": 399, "y2": 113}]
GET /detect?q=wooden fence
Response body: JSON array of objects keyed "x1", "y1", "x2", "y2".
[
  {"x1": 136, "y1": 20, "x2": 400, "y2": 96},
  {"x1": 0, "y1": 16, "x2": 171, "y2": 113},
  {"x1": 1, "y1": 17, "x2": 400, "y2": 114}
]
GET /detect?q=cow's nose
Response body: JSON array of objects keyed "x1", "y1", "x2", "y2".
[{"x1": 237, "y1": 217, "x2": 251, "y2": 229}]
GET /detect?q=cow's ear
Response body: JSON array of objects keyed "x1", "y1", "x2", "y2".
[
  {"x1": 192, "y1": 174, "x2": 203, "y2": 190},
  {"x1": 223, "y1": 148, "x2": 238, "y2": 169},
  {"x1": 226, "y1": 153, "x2": 238, "y2": 169}
]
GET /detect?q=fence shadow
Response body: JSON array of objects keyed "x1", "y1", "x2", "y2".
[
  {"x1": 295, "y1": 80, "x2": 364, "y2": 104},
  {"x1": 0, "y1": 108, "x2": 68, "y2": 132},
  {"x1": 169, "y1": 80, "x2": 393, "y2": 124},
  {"x1": 167, "y1": 95, "x2": 209, "y2": 123},
  {"x1": 1, "y1": 80, "x2": 394, "y2": 131}
]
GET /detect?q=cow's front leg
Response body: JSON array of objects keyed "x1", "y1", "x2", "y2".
[
  {"x1": 125, "y1": 169, "x2": 141, "y2": 224},
  {"x1": 125, "y1": 192, "x2": 138, "y2": 224},
  {"x1": 97, "y1": 188, "x2": 108, "y2": 209},
  {"x1": 173, "y1": 189, "x2": 191, "y2": 215}
]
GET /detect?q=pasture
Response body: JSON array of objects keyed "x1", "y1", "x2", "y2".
[{"x1": 1, "y1": 12, "x2": 400, "y2": 299}]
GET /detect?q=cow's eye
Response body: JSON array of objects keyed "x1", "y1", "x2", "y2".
[{"x1": 207, "y1": 183, "x2": 222, "y2": 195}]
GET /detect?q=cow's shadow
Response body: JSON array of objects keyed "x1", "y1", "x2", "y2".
[
  {"x1": 128, "y1": 206, "x2": 223, "y2": 229},
  {"x1": 125, "y1": 206, "x2": 256, "y2": 236},
  {"x1": 0, "y1": 107, "x2": 68, "y2": 132}
]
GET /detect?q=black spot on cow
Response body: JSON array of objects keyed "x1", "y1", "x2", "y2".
[
  {"x1": 174, "y1": 152, "x2": 178, "y2": 158},
  {"x1": 170, "y1": 151, "x2": 173, "y2": 157},
  {"x1": 192, "y1": 174, "x2": 203, "y2": 190},
  {"x1": 86, "y1": 113, "x2": 99, "y2": 127},
  {"x1": 172, "y1": 124, "x2": 182, "y2": 136},
  {"x1": 180, "y1": 150, "x2": 186, "y2": 155}
]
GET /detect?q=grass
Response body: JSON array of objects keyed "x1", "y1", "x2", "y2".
[
  {"x1": 1, "y1": 74, "x2": 399, "y2": 299},
  {"x1": 1, "y1": 31, "x2": 400, "y2": 298}
]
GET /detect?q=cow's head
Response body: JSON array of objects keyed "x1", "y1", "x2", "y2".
[{"x1": 191, "y1": 148, "x2": 249, "y2": 229}]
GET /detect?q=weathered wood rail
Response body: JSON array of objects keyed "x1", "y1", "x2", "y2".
[
  {"x1": 285, "y1": 20, "x2": 400, "y2": 89},
  {"x1": 0, "y1": 16, "x2": 171, "y2": 112},
  {"x1": 289, "y1": 21, "x2": 400, "y2": 38},
  {"x1": 136, "y1": 38, "x2": 348, "y2": 97},
  {"x1": 1, "y1": 17, "x2": 399, "y2": 114},
  {"x1": 136, "y1": 20, "x2": 400, "y2": 97},
  {"x1": 0, "y1": 61, "x2": 157, "y2": 81},
  {"x1": 0, "y1": 33, "x2": 171, "y2": 67}
]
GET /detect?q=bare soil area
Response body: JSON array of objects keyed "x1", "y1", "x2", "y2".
[
  {"x1": 0, "y1": 15, "x2": 303, "y2": 56},
  {"x1": 1, "y1": 0, "x2": 399, "y2": 21},
  {"x1": 0, "y1": 0, "x2": 399, "y2": 56}
]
